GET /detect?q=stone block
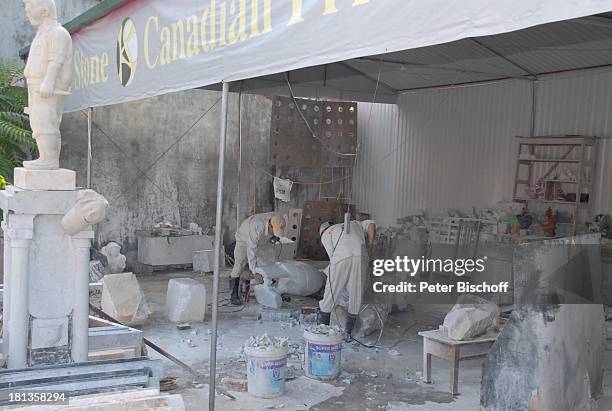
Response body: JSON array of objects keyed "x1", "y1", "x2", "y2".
[
  {"x1": 192, "y1": 249, "x2": 225, "y2": 272},
  {"x1": 13, "y1": 167, "x2": 75, "y2": 191},
  {"x1": 193, "y1": 250, "x2": 213, "y2": 272},
  {"x1": 165, "y1": 278, "x2": 206, "y2": 323},
  {"x1": 31, "y1": 317, "x2": 69, "y2": 349},
  {"x1": 101, "y1": 273, "x2": 149, "y2": 326},
  {"x1": 442, "y1": 294, "x2": 498, "y2": 340},
  {"x1": 137, "y1": 233, "x2": 214, "y2": 266}
]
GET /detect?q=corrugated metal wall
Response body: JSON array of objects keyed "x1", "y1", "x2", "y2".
[{"x1": 355, "y1": 68, "x2": 612, "y2": 226}]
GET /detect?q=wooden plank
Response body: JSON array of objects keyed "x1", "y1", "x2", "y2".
[
  {"x1": 459, "y1": 352, "x2": 489, "y2": 361},
  {"x1": 423, "y1": 338, "x2": 453, "y2": 361},
  {"x1": 88, "y1": 348, "x2": 138, "y2": 362},
  {"x1": 450, "y1": 347, "x2": 460, "y2": 395},
  {"x1": 419, "y1": 330, "x2": 498, "y2": 345}
]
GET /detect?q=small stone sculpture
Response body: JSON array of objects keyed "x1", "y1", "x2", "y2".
[
  {"x1": 100, "y1": 242, "x2": 127, "y2": 274},
  {"x1": 22, "y1": 0, "x2": 72, "y2": 170}
]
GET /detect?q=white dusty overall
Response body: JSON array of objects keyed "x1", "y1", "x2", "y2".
[
  {"x1": 319, "y1": 220, "x2": 374, "y2": 316},
  {"x1": 231, "y1": 212, "x2": 274, "y2": 279}
]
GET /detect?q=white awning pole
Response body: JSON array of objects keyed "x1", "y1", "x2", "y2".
[
  {"x1": 209, "y1": 81, "x2": 230, "y2": 411},
  {"x1": 87, "y1": 107, "x2": 93, "y2": 188}
]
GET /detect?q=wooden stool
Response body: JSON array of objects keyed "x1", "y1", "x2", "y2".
[{"x1": 418, "y1": 329, "x2": 498, "y2": 395}]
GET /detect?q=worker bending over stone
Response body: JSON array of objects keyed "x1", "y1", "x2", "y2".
[
  {"x1": 317, "y1": 219, "x2": 376, "y2": 338},
  {"x1": 230, "y1": 213, "x2": 286, "y2": 305}
]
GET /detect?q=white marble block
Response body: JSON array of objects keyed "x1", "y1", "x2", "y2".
[
  {"x1": 193, "y1": 250, "x2": 214, "y2": 273},
  {"x1": 165, "y1": 278, "x2": 206, "y2": 323},
  {"x1": 137, "y1": 233, "x2": 213, "y2": 266},
  {"x1": 13, "y1": 168, "x2": 76, "y2": 191},
  {"x1": 101, "y1": 273, "x2": 149, "y2": 326},
  {"x1": 192, "y1": 249, "x2": 225, "y2": 272}
]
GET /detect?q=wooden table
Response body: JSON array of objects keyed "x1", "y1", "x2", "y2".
[{"x1": 418, "y1": 329, "x2": 498, "y2": 395}]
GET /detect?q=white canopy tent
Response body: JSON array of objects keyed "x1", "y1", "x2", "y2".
[{"x1": 20, "y1": 1, "x2": 612, "y2": 408}]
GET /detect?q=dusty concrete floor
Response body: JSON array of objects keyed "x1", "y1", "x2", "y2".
[{"x1": 136, "y1": 270, "x2": 612, "y2": 411}]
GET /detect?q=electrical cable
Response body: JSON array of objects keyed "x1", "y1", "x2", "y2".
[{"x1": 252, "y1": 161, "x2": 351, "y2": 186}]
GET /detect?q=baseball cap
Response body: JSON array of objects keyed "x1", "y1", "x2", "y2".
[{"x1": 319, "y1": 221, "x2": 333, "y2": 236}]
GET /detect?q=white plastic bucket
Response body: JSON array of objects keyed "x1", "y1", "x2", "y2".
[
  {"x1": 245, "y1": 345, "x2": 288, "y2": 398},
  {"x1": 303, "y1": 329, "x2": 343, "y2": 380}
]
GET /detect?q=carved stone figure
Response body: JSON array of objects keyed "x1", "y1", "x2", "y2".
[
  {"x1": 100, "y1": 242, "x2": 127, "y2": 274},
  {"x1": 62, "y1": 190, "x2": 108, "y2": 235},
  {"x1": 22, "y1": 0, "x2": 72, "y2": 170}
]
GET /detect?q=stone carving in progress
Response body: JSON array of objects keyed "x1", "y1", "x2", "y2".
[
  {"x1": 22, "y1": 0, "x2": 72, "y2": 170},
  {"x1": 62, "y1": 190, "x2": 109, "y2": 235}
]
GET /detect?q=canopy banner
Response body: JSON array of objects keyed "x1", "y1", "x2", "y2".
[{"x1": 66, "y1": 0, "x2": 612, "y2": 112}]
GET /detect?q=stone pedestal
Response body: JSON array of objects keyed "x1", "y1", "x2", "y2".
[
  {"x1": 13, "y1": 168, "x2": 76, "y2": 191},
  {"x1": 0, "y1": 184, "x2": 93, "y2": 368}
]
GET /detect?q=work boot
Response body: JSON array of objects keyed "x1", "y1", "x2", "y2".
[
  {"x1": 345, "y1": 314, "x2": 359, "y2": 340},
  {"x1": 317, "y1": 310, "x2": 331, "y2": 325},
  {"x1": 229, "y1": 277, "x2": 242, "y2": 306},
  {"x1": 23, "y1": 133, "x2": 61, "y2": 170}
]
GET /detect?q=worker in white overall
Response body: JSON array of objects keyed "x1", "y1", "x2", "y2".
[
  {"x1": 230, "y1": 213, "x2": 286, "y2": 305},
  {"x1": 317, "y1": 219, "x2": 376, "y2": 338}
]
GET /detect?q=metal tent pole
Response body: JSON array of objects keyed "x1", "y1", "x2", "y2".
[
  {"x1": 236, "y1": 83, "x2": 243, "y2": 230},
  {"x1": 209, "y1": 81, "x2": 230, "y2": 411},
  {"x1": 87, "y1": 107, "x2": 93, "y2": 188}
]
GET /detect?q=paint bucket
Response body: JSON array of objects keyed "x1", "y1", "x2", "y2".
[
  {"x1": 303, "y1": 329, "x2": 343, "y2": 380},
  {"x1": 244, "y1": 345, "x2": 288, "y2": 398}
]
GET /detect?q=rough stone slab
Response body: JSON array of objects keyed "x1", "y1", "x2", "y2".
[
  {"x1": 442, "y1": 295, "x2": 499, "y2": 340},
  {"x1": 13, "y1": 167, "x2": 75, "y2": 191},
  {"x1": 165, "y1": 278, "x2": 206, "y2": 323},
  {"x1": 101, "y1": 273, "x2": 149, "y2": 326}
]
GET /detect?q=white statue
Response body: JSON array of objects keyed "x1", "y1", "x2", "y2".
[
  {"x1": 62, "y1": 190, "x2": 108, "y2": 235},
  {"x1": 22, "y1": 0, "x2": 72, "y2": 170},
  {"x1": 100, "y1": 242, "x2": 127, "y2": 274}
]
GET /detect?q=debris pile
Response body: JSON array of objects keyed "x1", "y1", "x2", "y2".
[
  {"x1": 305, "y1": 324, "x2": 344, "y2": 337},
  {"x1": 245, "y1": 334, "x2": 289, "y2": 351}
]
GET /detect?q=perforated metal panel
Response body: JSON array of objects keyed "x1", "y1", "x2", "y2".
[
  {"x1": 286, "y1": 208, "x2": 303, "y2": 242},
  {"x1": 296, "y1": 200, "x2": 352, "y2": 260},
  {"x1": 270, "y1": 97, "x2": 357, "y2": 167}
]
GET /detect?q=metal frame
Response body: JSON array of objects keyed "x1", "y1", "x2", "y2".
[{"x1": 209, "y1": 81, "x2": 230, "y2": 411}]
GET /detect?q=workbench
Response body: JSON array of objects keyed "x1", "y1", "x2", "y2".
[{"x1": 419, "y1": 329, "x2": 498, "y2": 395}]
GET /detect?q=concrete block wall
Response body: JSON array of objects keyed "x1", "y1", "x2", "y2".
[{"x1": 60, "y1": 90, "x2": 276, "y2": 263}]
